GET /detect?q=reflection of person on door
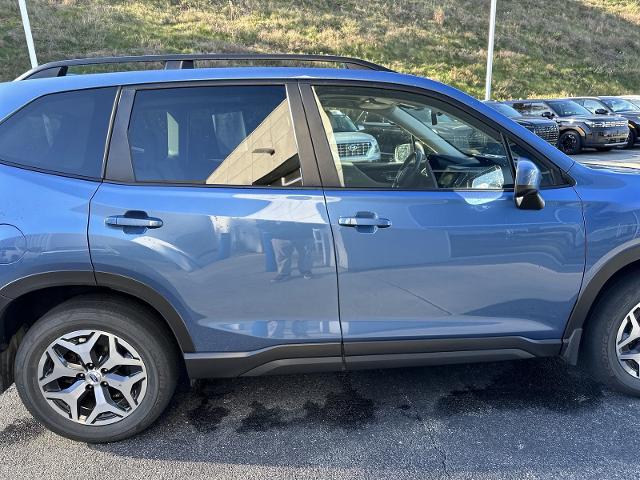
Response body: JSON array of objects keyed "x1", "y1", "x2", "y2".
[{"x1": 271, "y1": 237, "x2": 313, "y2": 282}]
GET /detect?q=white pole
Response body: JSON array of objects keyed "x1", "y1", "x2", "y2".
[
  {"x1": 18, "y1": 0, "x2": 38, "y2": 68},
  {"x1": 484, "y1": 0, "x2": 497, "y2": 100}
]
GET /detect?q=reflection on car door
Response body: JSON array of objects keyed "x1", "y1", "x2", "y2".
[
  {"x1": 305, "y1": 83, "x2": 585, "y2": 360},
  {"x1": 89, "y1": 83, "x2": 341, "y2": 356}
]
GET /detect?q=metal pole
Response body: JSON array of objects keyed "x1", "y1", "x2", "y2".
[
  {"x1": 484, "y1": 0, "x2": 497, "y2": 100},
  {"x1": 18, "y1": 0, "x2": 38, "y2": 68}
]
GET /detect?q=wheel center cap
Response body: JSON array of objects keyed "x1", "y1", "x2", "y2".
[{"x1": 86, "y1": 370, "x2": 102, "y2": 385}]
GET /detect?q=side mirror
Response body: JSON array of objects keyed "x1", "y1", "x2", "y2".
[
  {"x1": 595, "y1": 108, "x2": 609, "y2": 115},
  {"x1": 394, "y1": 143, "x2": 412, "y2": 163},
  {"x1": 357, "y1": 124, "x2": 366, "y2": 131},
  {"x1": 541, "y1": 111, "x2": 555, "y2": 119},
  {"x1": 514, "y1": 160, "x2": 545, "y2": 210}
]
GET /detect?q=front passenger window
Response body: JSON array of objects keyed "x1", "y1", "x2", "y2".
[{"x1": 313, "y1": 86, "x2": 513, "y2": 190}]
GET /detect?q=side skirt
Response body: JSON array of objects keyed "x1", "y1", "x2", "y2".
[{"x1": 184, "y1": 336, "x2": 562, "y2": 379}]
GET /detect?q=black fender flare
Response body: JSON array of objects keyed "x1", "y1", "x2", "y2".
[
  {"x1": 558, "y1": 126, "x2": 586, "y2": 138},
  {"x1": 562, "y1": 243, "x2": 640, "y2": 362},
  {"x1": 0, "y1": 270, "x2": 195, "y2": 352}
]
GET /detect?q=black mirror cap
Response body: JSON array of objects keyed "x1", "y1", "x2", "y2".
[
  {"x1": 595, "y1": 108, "x2": 609, "y2": 115},
  {"x1": 514, "y1": 159, "x2": 545, "y2": 210}
]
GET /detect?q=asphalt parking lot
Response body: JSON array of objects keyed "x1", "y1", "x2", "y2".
[{"x1": 2, "y1": 149, "x2": 640, "y2": 480}]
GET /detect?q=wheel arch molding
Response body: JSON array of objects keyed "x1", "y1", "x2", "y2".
[
  {"x1": 563, "y1": 244, "x2": 640, "y2": 362},
  {"x1": 0, "y1": 270, "x2": 195, "y2": 353}
]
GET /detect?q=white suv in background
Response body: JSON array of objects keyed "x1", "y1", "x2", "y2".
[{"x1": 326, "y1": 110, "x2": 381, "y2": 162}]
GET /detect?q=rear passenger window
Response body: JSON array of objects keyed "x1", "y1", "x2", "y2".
[
  {"x1": 0, "y1": 88, "x2": 116, "y2": 178},
  {"x1": 128, "y1": 86, "x2": 302, "y2": 186}
]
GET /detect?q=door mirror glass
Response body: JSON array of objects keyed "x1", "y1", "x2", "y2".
[
  {"x1": 394, "y1": 143, "x2": 413, "y2": 163},
  {"x1": 514, "y1": 160, "x2": 545, "y2": 210},
  {"x1": 541, "y1": 111, "x2": 555, "y2": 119},
  {"x1": 594, "y1": 108, "x2": 609, "y2": 115}
]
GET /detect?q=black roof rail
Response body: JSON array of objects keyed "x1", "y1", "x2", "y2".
[{"x1": 16, "y1": 53, "x2": 393, "y2": 80}]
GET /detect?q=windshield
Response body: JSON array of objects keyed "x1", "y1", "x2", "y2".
[
  {"x1": 328, "y1": 112, "x2": 357, "y2": 132},
  {"x1": 487, "y1": 102, "x2": 522, "y2": 118},
  {"x1": 602, "y1": 98, "x2": 640, "y2": 113},
  {"x1": 547, "y1": 100, "x2": 591, "y2": 117}
]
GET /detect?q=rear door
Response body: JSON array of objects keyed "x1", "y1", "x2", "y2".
[
  {"x1": 303, "y1": 82, "x2": 585, "y2": 361},
  {"x1": 89, "y1": 82, "x2": 341, "y2": 359}
]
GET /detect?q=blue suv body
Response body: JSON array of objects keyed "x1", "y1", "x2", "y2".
[{"x1": 2, "y1": 55, "x2": 640, "y2": 442}]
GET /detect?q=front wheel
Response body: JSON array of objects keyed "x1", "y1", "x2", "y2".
[
  {"x1": 625, "y1": 129, "x2": 638, "y2": 149},
  {"x1": 14, "y1": 295, "x2": 178, "y2": 443},
  {"x1": 558, "y1": 131, "x2": 582, "y2": 155},
  {"x1": 583, "y1": 276, "x2": 640, "y2": 397}
]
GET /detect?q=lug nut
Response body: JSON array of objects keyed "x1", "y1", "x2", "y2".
[
  {"x1": 101, "y1": 369, "x2": 108, "y2": 374},
  {"x1": 87, "y1": 363, "x2": 94, "y2": 369},
  {"x1": 86, "y1": 385, "x2": 93, "y2": 390},
  {"x1": 77, "y1": 373, "x2": 85, "y2": 379}
]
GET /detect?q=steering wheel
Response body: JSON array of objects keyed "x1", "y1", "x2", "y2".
[{"x1": 392, "y1": 144, "x2": 436, "y2": 189}]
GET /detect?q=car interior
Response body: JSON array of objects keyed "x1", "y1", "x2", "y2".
[{"x1": 315, "y1": 89, "x2": 514, "y2": 190}]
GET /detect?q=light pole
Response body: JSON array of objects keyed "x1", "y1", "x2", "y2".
[
  {"x1": 18, "y1": 0, "x2": 38, "y2": 68},
  {"x1": 484, "y1": 0, "x2": 497, "y2": 100}
]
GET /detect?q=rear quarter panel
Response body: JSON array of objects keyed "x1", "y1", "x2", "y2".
[{"x1": 0, "y1": 164, "x2": 98, "y2": 293}]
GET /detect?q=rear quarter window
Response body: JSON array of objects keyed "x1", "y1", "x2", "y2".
[{"x1": 0, "y1": 87, "x2": 117, "y2": 179}]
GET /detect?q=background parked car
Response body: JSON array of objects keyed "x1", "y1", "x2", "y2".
[
  {"x1": 620, "y1": 95, "x2": 640, "y2": 109},
  {"x1": 483, "y1": 101, "x2": 559, "y2": 146},
  {"x1": 505, "y1": 99, "x2": 628, "y2": 155},
  {"x1": 326, "y1": 110, "x2": 381, "y2": 162},
  {"x1": 571, "y1": 96, "x2": 639, "y2": 148}
]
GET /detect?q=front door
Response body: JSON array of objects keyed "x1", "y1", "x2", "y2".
[
  {"x1": 307, "y1": 84, "x2": 584, "y2": 358},
  {"x1": 89, "y1": 83, "x2": 340, "y2": 356}
]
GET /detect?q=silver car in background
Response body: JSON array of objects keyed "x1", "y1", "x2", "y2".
[{"x1": 327, "y1": 109, "x2": 381, "y2": 162}]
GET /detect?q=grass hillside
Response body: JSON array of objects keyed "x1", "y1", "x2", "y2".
[{"x1": 1, "y1": 0, "x2": 639, "y2": 99}]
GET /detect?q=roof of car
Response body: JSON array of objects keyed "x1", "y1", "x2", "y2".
[{"x1": 0, "y1": 66, "x2": 457, "y2": 118}]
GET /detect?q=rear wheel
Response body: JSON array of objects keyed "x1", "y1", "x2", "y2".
[
  {"x1": 558, "y1": 131, "x2": 582, "y2": 155},
  {"x1": 14, "y1": 295, "x2": 178, "y2": 442},
  {"x1": 583, "y1": 276, "x2": 640, "y2": 396}
]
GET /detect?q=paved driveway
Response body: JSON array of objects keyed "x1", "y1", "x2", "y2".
[
  {"x1": 2, "y1": 148, "x2": 640, "y2": 480},
  {"x1": 1, "y1": 359, "x2": 638, "y2": 479}
]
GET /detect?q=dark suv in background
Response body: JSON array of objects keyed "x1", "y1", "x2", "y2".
[
  {"x1": 483, "y1": 101, "x2": 559, "y2": 146},
  {"x1": 506, "y1": 99, "x2": 629, "y2": 155},
  {"x1": 571, "y1": 96, "x2": 639, "y2": 148}
]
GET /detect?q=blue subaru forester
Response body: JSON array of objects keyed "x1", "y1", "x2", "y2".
[{"x1": 1, "y1": 54, "x2": 639, "y2": 442}]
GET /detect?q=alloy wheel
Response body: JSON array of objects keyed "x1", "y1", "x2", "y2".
[
  {"x1": 616, "y1": 303, "x2": 640, "y2": 378},
  {"x1": 559, "y1": 133, "x2": 578, "y2": 154},
  {"x1": 37, "y1": 329, "x2": 147, "y2": 426}
]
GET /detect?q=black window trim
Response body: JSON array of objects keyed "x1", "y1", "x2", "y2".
[
  {"x1": 300, "y1": 79, "x2": 574, "y2": 192},
  {"x1": 104, "y1": 79, "x2": 323, "y2": 188},
  {"x1": 0, "y1": 86, "x2": 120, "y2": 182}
]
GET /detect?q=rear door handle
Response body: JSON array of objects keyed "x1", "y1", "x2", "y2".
[{"x1": 105, "y1": 214, "x2": 163, "y2": 229}]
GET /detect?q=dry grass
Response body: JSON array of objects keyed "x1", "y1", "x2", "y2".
[{"x1": 0, "y1": 0, "x2": 639, "y2": 98}]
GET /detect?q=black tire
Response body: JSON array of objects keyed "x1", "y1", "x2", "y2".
[
  {"x1": 596, "y1": 147, "x2": 613, "y2": 152},
  {"x1": 583, "y1": 275, "x2": 640, "y2": 396},
  {"x1": 14, "y1": 295, "x2": 179, "y2": 443},
  {"x1": 624, "y1": 129, "x2": 638, "y2": 149},
  {"x1": 558, "y1": 130, "x2": 582, "y2": 155}
]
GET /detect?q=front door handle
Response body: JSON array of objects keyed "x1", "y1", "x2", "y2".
[
  {"x1": 338, "y1": 216, "x2": 392, "y2": 228},
  {"x1": 338, "y1": 212, "x2": 391, "y2": 233},
  {"x1": 105, "y1": 213, "x2": 163, "y2": 229}
]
